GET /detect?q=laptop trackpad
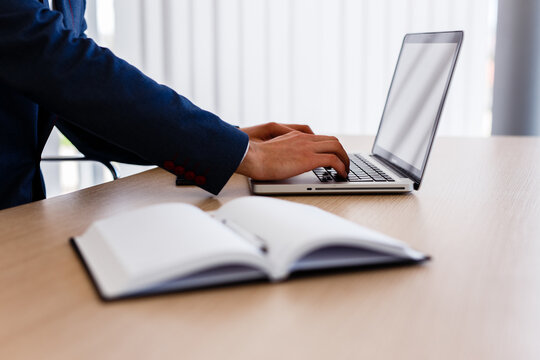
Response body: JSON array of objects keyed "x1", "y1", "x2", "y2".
[{"x1": 252, "y1": 171, "x2": 317, "y2": 185}]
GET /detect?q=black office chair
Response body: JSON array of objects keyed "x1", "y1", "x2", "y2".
[{"x1": 41, "y1": 156, "x2": 119, "y2": 180}]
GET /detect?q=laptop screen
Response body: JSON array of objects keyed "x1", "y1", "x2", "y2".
[{"x1": 372, "y1": 32, "x2": 463, "y2": 188}]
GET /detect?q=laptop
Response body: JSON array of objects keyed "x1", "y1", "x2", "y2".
[{"x1": 250, "y1": 31, "x2": 463, "y2": 195}]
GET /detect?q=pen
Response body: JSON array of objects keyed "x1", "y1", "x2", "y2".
[{"x1": 221, "y1": 219, "x2": 268, "y2": 254}]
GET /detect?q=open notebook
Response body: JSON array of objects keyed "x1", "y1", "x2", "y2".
[{"x1": 71, "y1": 197, "x2": 429, "y2": 300}]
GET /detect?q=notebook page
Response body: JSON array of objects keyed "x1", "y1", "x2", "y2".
[
  {"x1": 214, "y1": 197, "x2": 417, "y2": 279},
  {"x1": 77, "y1": 203, "x2": 268, "y2": 297}
]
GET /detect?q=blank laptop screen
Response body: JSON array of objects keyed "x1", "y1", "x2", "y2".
[{"x1": 372, "y1": 32, "x2": 462, "y2": 183}]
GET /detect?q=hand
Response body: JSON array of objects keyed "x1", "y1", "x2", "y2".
[
  {"x1": 239, "y1": 122, "x2": 314, "y2": 142},
  {"x1": 236, "y1": 130, "x2": 350, "y2": 180}
]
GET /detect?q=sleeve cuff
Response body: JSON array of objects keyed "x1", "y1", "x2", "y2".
[{"x1": 241, "y1": 141, "x2": 250, "y2": 163}]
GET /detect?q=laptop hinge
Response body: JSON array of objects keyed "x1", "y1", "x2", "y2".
[{"x1": 371, "y1": 154, "x2": 420, "y2": 190}]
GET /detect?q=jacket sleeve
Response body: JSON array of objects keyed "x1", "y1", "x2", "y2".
[{"x1": 0, "y1": 0, "x2": 249, "y2": 195}]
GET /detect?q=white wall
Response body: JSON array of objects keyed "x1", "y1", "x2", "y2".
[{"x1": 108, "y1": 0, "x2": 496, "y2": 136}]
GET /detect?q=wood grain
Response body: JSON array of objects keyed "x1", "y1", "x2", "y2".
[{"x1": 1, "y1": 136, "x2": 539, "y2": 360}]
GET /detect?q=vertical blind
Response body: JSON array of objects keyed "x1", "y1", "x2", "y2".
[{"x1": 89, "y1": 0, "x2": 496, "y2": 136}]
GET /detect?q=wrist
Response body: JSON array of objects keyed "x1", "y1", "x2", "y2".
[{"x1": 236, "y1": 142, "x2": 261, "y2": 179}]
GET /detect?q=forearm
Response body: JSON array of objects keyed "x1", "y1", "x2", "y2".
[{"x1": 0, "y1": 0, "x2": 248, "y2": 194}]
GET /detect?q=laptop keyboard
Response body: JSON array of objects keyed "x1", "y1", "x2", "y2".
[{"x1": 312, "y1": 154, "x2": 395, "y2": 183}]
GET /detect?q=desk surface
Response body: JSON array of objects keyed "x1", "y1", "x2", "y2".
[{"x1": 1, "y1": 136, "x2": 539, "y2": 360}]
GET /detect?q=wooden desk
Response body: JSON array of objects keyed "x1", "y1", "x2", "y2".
[{"x1": 1, "y1": 136, "x2": 539, "y2": 360}]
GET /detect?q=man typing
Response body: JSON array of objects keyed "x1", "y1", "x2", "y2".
[{"x1": 0, "y1": 0, "x2": 349, "y2": 210}]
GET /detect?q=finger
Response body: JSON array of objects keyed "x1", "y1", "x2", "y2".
[
  {"x1": 266, "y1": 122, "x2": 299, "y2": 139},
  {"x1": 283, "y1": 124, "x2": 314, "y2": 134},
  {"x1": 306, "y1": 134, "x2": 343, "y2": 143},
  {"x1": 311, "y1": 140, "x2": 350, "y2": 172},
  {"x1": 315, "y1": 154, "x2": 348, "y2": 178},
  {"x1": 239, "y1": 122, "x2": 295, "y2": 142}
]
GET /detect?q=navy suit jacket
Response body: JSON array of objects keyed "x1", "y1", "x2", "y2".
[{"x1": 0, "y1": 0, "x2": 248, "y2": 210}]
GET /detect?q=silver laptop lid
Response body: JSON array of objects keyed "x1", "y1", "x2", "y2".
[{"x1": 372, "y1": 31, "x2": 463, "y2": 190}]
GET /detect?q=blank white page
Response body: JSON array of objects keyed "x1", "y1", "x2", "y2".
[
  {"x1": 76, "y1": 203, "x2": 265, "y2": 297},
  {"x1": 214, "y1": 197, "x2": 418, "y2": 279}
]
